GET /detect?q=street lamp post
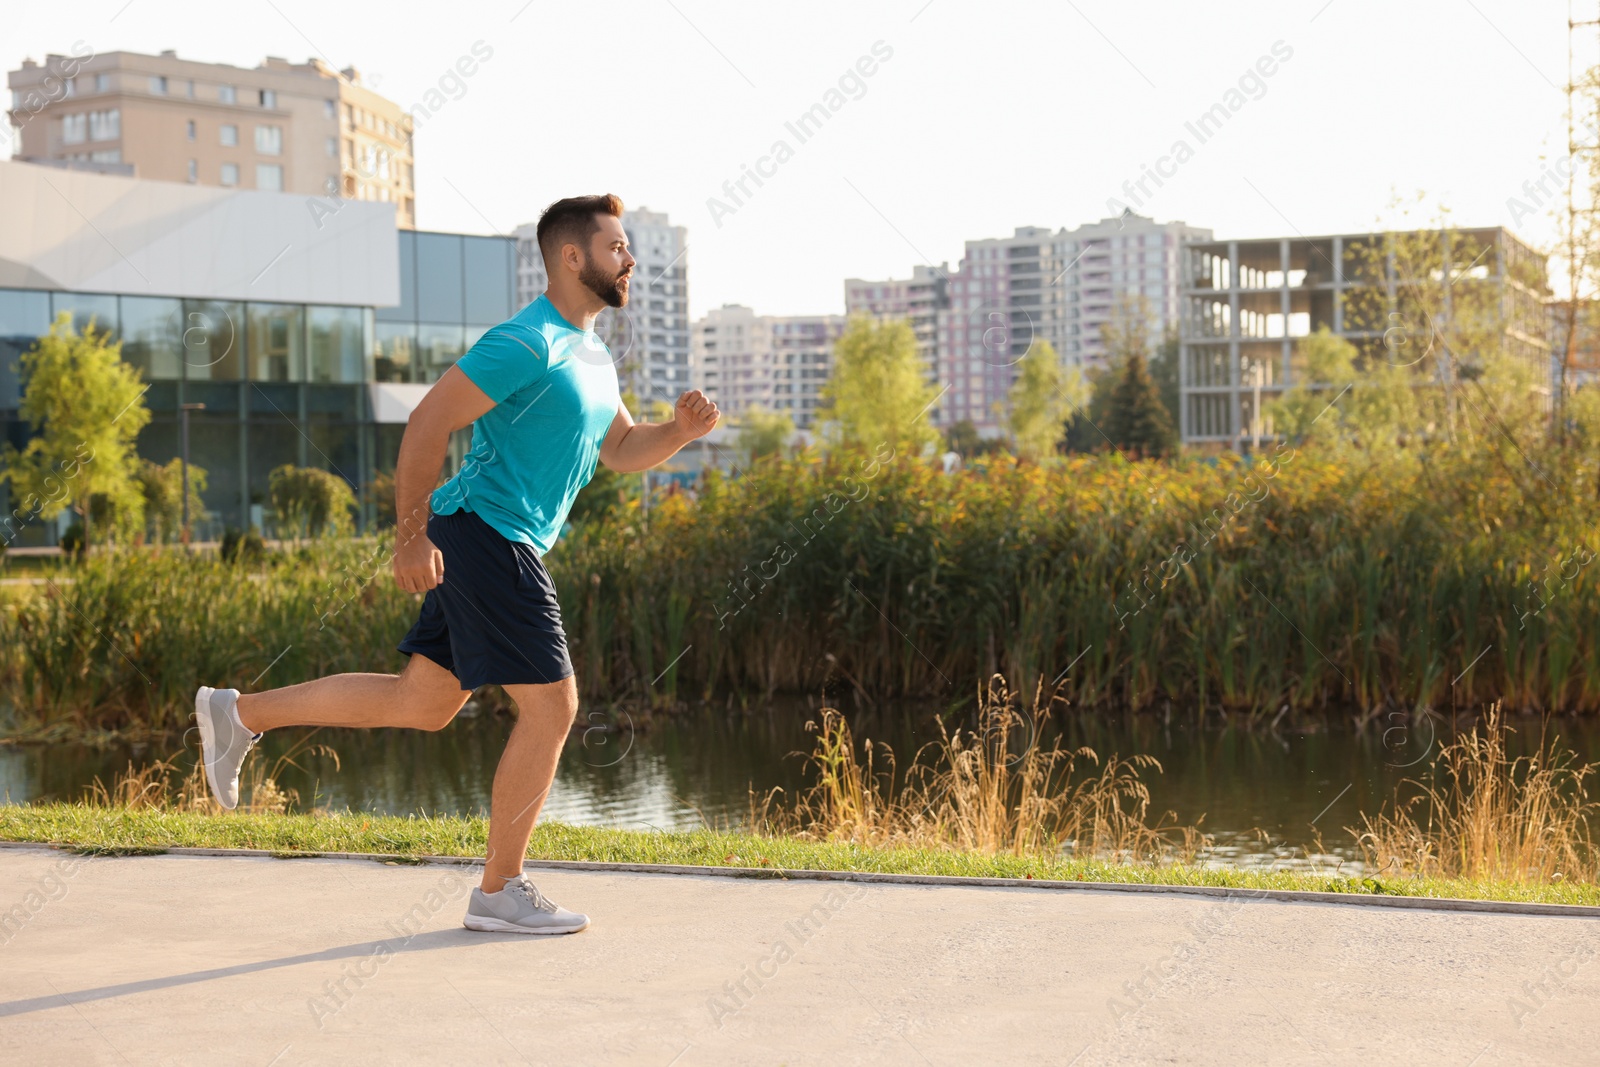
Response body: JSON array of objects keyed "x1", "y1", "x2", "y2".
[{"x1": 179, "y1": 402, "x2": 206, "y2": 547}]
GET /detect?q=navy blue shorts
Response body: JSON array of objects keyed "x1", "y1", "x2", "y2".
[{"x1": 397, "y1": 509, "x2": 574, "y2": 689}]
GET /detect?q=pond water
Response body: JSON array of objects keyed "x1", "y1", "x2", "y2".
[{"x1": 4, "y1": 698, "x2": 1596, "y2": 874}]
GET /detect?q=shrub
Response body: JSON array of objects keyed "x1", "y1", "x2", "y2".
[
  {"x1": 58, "y1": 520, "x2": 85, "y2": 559},
  {"x1": 267, "y1": 465, "x2": 356, "y2": 540},
  {"x1": 221, "y1": 525, "x2": 267, "y2": 565}
]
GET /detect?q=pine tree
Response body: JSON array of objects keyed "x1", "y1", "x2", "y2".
[
  {"x1": 1101, "y1": 297, "x2": 1175, "y2": 459},
  {"x1": 1105, "y1": 347, "x2": 1175, "y2": 458}
]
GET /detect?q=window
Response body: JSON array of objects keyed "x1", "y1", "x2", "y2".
[
  {"x1": 415, "y1": 233, "x2": 466, "y2": 322},
  {"x1": 255, "y1": 125, "x2": 282, "y2": 155},
  {"x1": 119, "y1": 296, "x2": 183, "y2": 380},
  {"x1": 246, "y1": 302, "x2": 304, "y2": 381},
  {"x1": 259, "y1": 88, "x2": 277, "y2": 109},
  {"x1": 185, "y1": 79, "x2": 195, "y2": 98},
  {"x1": 51, "y1": 292, "x2": 119, "y2": 341},
  {"x1": 464, "y1": 237, "x2": 515, "y2": 325},
  {"x1": 182, "y1": 298, "x2": 244, "y2": 381},
  {"x1": 90, "y1": 149, "x2": 121, "y2": 163},
  {"x1": 325, "y1": 136, "x2": 337, "y2": 158},
  {"x1": 150, "y1": 75, "x2": 167, "y2": 94},
  {"x1": 0, "y1": 290, "x2": 54, "y2": 408},
  {"x1": 324, "y1": 99, "x2": 336, "y2": 120},
  {"x1": 220, "y1": 162, "x2": 239, "y2": 186},
  {"x1": 94, "y1": 73, "x2": 110, "y2": 92},
  {"x1": 218, "y1": 84, "x2": 236, "y2": 104},
  {"x1": 186, "y1": 119, "x2": 196, "y2": 141},
  {"x1": 374, "y1": 322, "x2": 418, "y2": 383},
  {"x1": 62, "y1": 77, "x2": 76, "y2": 98},
  {"x1": 61, "y1": 113, "x2": 86, "y2": 144},
  {"x1": 418, "y1": 324, "x2": 466, "y2": 376},
  {"x1": 220, "y1": 124, "x2": 237, "y2": 146},
  {"x1": 88, "y1": 108, "x2": 119, "y2": 141},
  {"x1": 186, "y1": 159, "x2": 197, "y2": 183},
  {"x1": 308, "y1": 306, "x2": 367, "y2": 382},
  {"x1": 255, "y1": 163, "x2": 283, "y2": 191}
]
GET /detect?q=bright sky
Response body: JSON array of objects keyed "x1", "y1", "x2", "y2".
[{"x1": 6, "y1": 0, "x2": 1586, "y2": 316}]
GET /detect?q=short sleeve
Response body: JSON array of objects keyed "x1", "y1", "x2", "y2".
[{"x1": 454, "y1": 324, "x2": 550, "y2": 404}]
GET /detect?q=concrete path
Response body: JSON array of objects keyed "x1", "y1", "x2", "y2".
[{"x1": 0, "y1": 845, "x2": 1592, "y2": 1066}]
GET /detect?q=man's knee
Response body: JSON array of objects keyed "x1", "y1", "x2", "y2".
[
  {"x1": 508, "y1": 678, "x2": 578, "y2": 725},
  {"x1": 396, "y1": 665, "x2": 469, "y2": 731},
  {"x1": 413, "y1": 697, "x2": 465, "y2": 732}
]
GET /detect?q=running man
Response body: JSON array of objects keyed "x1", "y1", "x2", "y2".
[{"x1": 193, "y1": 194, "x2": 718, "y2": 935}]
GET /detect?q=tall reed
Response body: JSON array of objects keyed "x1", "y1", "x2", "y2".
[
  {"x1": 82, "y1": 731, "x2": 342, "y2": 814},
  {"x1": 546, "y1": 444, "x2": 1600, "y2": 715},
  {"x1": 759, "y1": 675, "x2": 1207, "y2": 863},
  {"x1": 8, "y1": 441, "x2": 1600, "y2": 734},
  {"x1": 1354, "y1": 705, "x2": 1599, "y2": 883}
]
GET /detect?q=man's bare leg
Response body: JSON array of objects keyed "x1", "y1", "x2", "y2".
[
  {"x1": 479, "y1": 675, "x2": 579, "y2": 893},
  {"x1": 236, "y1": 653, "x2": 471, "y2": 733}
]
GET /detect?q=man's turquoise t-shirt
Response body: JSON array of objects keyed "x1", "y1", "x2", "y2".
[{"x1": 431, "y1": 294, "x2": 621, "y2": 554}]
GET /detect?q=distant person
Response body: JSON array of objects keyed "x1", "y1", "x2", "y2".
[{"x1": 194, "y1": 194, "x2": 719, "y2": 935}]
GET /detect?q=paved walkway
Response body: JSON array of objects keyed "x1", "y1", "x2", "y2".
[{"x1": 0, "y1": 846, "x2": 1592, "y2": 1065}]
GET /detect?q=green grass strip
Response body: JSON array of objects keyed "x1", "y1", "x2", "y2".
[{"x1": 2, "y1": 802, "x2": 1594, "y2": 907}]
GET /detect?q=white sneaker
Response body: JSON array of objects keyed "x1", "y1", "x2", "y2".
[
  {"x1": 194, "y1": 686, "x2": 262, "y2": 810},
  {"x1": 463, "y1": 875, "x2": 590, "y2": 935}
]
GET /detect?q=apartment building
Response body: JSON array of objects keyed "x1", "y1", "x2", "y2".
[
  {"x1": 7, "y1": 49, "x2": 414, "y2": 226},
  {"x1": 844, "y1": 262, "x2": 948, "y2": 372},
  {"x1": 1178, "y1": 228, "x2": 1551, "y2": 447},
  {"x1": 854, "y1": 212, "x2": 1207, "y2": 435},
  {"x1": 692, "y1": 305, "x2": 845, "y2": 431},
  {"x1": 512, "y1": 206, "x2": 688, "y2": 406}
]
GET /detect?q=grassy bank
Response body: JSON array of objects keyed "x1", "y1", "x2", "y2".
[
  {"x1": 8, "y1": 443, "x2": 1600, "y2": 735},
  {"x1": 1, "y1": 803, "x2": 1592, "y2": 907}
]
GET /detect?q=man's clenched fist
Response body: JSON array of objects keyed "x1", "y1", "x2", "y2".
[{"x1": 673, "y1": 389, "x2": 720, "y2": 440}]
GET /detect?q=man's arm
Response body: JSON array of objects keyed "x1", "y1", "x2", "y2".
[
  {"x1": 599, "y1": 389, "x2": 720, "y2": 473},
  {"x1": 391, "y1": 365, "x2": 496, "y2": 593}
]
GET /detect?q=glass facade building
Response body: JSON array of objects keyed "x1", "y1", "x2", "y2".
[{"x1": 0, "y1": 228, "x2": 516, "y2": 546}]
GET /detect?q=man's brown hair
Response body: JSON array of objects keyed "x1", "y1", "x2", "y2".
[{"x1": 535, "y1": 193, "x2": 624, "y2": 265}]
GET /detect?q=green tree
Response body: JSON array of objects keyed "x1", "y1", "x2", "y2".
[
  {"x1": 943, "y1": 419, "x2": 982, "y2": 457},
  {"x1": 0, "y1": 313, "x2": 150, "y2": 547},
  {"x1": 136, "y1": 458, "x2": 209, "y2": 544},
  {"x1": 1270, "y1": 328, "x2": 1419, "y2": 454},
  {"x1": 1105, "y1": 351, "x2": 1174, "y2": 458},
  {"x1": 267, "y1": 465, "x2": 356, "y2": 540},
  {"x1": 1101, "y1": 298, "x2": 1174, "y2": 458},
  {"x1": 1148, "y1": 328, "x2": 1182, "y2": 453},
  {"x1": 735, "y1": 404, "x2": 794, "y2": 464},
  {"x1": 818, "y1": 316, "x2": 938, "y2": 455},
  {"x1": 1063, "y1": 365, "x2": 1113, "y2": 453},
  {"x1": 1007, "y1": 340, "x2": 1082, "y2": 461}
]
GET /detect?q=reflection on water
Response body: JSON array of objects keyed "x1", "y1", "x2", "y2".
[{"x1": 4, "y1": 699, "x2": 1595, "y2": 874}]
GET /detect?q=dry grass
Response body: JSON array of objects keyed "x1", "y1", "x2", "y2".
[
  {"x1": 1354, "y1": 704, "x2": 1599, "y2": 884},
  {"x1": 758, "y1": 675, "x2": 1210, "y2": 864},
  {"x1": 84, "y1": 731, "x2": 341, "y2": 816}
]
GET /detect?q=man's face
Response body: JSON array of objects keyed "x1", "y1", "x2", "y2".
[{"x1": 578, "y1": 215, "x2": 635, "y2": 308}]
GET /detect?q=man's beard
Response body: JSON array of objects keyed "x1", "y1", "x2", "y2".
[{"x1": 579, "y1": 258, "x2": 630, "y2": 308}]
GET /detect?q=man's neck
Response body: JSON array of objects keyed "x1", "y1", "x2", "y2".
[{"x1": 544, "y1": 285, "x2": 602, "y2": 332}]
